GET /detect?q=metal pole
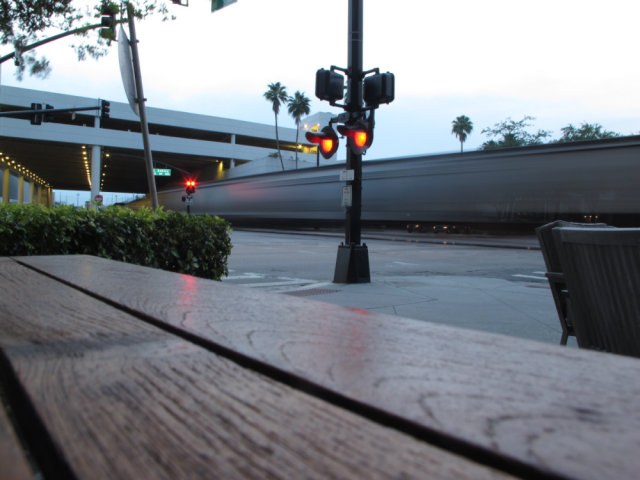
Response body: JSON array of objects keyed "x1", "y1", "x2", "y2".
[
  {"x1": 333, "y1": 0, "x2": 370, "y2": 283},
  {"x1": 126, "y1": 3, "x2": 158, "y2": 209},
  {"x1": 0, "y1": 23, "x2": 104, "y2": 65},
  {"x1": 345, "y1": 0, "x2": 364, "y2": 246}
]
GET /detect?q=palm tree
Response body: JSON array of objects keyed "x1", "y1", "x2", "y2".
[
  {"x1": 263, "y1": 82, "x2": 289, "y2": 171},
  {"x1": 451, "y1": 115, "x2": 473, "y2": 153},
  {"x1": 287, "y1": 91, "x2": 311, "y2": 169}
]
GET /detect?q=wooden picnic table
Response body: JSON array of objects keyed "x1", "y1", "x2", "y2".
[{"x1": 1, "y1": 255, "x2": 640, "y2": 480}]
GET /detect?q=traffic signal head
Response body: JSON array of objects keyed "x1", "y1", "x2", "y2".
[
  {"x1": 100, "y1": 100, "x2": 110, "y2": 119},
  {"x1": 185, "y1": 179, "x2": 196, "y2": 195},
  {"x1": 43, "y1": 104, "x2": 54, "y2": 122},
  {"x1": 315, "y1": 69, "x2": 344, "y2": 103},
  {"x1": 30, "y1": 103, "x2": 42, "y2": 125},
  {"x1": 364, "y1": 72, "x2": 395, "y2": 108},
  {"x1": 337, "y1": 122, "x2": 373, "y2": 155},
  {"x1": 99, "y1": 4, "x2": 117, "y2": 41},
  {"x1": 306, "y1": 125, "x2": 339, "y2": 159}
]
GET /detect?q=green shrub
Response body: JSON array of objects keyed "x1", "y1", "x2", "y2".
[{"x1": 0, "y1": 204, "x2": 232, "y2": 280}]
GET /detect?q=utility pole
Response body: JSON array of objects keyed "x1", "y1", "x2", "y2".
[{"x1": 126, "y1": 2, "x2": 158, "y2": 209}]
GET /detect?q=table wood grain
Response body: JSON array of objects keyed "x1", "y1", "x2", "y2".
[
  {"x1": 0, "y1": 398, "x2": 33, "y2": 480},
  {"x1": 0, "y1": 257, "x2": 516, "y2": 480},
  {"x1": 12, "y1": 254, "x2": 640, "y2": 480}
]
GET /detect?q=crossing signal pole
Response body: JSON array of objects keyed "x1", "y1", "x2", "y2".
[
  {"x1": 311, "y1": 0, "x2": 394, "y2": 283},
  {"x1": 182, "y1": 179, "x2": 197, "y2": 215}
]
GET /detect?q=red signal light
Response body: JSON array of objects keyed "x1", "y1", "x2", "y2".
[
  {"x1": 353, "y1": 131, "x2": 368, "y2": 148},
  {"x1": 185, "y1": 179, "x2": 197, "y2": 195},
  {"x1": 321, "y1": 138, "x2": 335, "y2": 154},
  {"x1": 305, "y1": 125, "x2": 339, "y2": 160},
  {"x1": 337, "y1": 122, "x2": 373, "y2": 155}
]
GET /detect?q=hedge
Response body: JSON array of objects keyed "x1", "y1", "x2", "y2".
[{"x1": 0, "y1": 204, "x2": 232, "y2": 280}]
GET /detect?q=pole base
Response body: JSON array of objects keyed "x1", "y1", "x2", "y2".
[{"x1": 333, "y1": 243, "x2": 370, "y2": 284}]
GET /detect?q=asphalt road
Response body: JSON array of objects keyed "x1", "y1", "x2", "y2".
[
  {"x1": 224, "y1": 229, "x2": 546, "y2": 286},
  {"x1": 222, "y1": 229, "x2": 567, "y2": 345}
]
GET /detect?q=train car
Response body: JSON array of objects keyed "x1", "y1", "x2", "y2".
[{"x1": 134, "y1": 136, "x2": 640, "y2": 230}]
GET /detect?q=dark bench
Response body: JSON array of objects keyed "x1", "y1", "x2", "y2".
[{"x1": 2, "y1": 255, "x2": 640, "y2": 479}]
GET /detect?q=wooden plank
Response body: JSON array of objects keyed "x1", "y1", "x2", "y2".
[
  {"x1": 15, "y1": 255, "x2": 640, "y2": 480},
  {"x1": 0, "y1": 403, "x2": 33, "y2": 480},
  {"x1": 0, "y1": 258, "x2": 515, "y2": 480}
]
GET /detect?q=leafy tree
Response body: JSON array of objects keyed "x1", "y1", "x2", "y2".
[
  {"x1": 1, "y1": 0, "x2": 172, "y2": 79},
  {"x1": 481, "y1": 115, "x2": 552, "y2": 150},
  {"x1": 555, "y1": 123, "x2": 620, "y2": 143},
  {"x1": 451, "y1": 115, "x2": 473, "y2": 153},
  {"x1": 287, "y1": 90, "x2": 311, "y2": 168},
  {"x1": 263, "y1": 81, "x2": 289, "y2": 171}
]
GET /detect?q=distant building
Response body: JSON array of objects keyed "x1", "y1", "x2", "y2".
[{"x1": 0, "y1": 86, "x2": 332, "y2": 204}]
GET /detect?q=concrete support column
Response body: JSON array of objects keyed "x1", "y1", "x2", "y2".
[
  {"x1": 29, "y1": 182, "x2": 36, "y2": 205},
  {"x1": 230, "y1": 134, "x2": 236, "y2": 168},
  {"x1": 91, "y1": 145, "x2": 101, "y2": 201},
  {"x1": 2, "y1": 168, "x2": 9, "y2": 204},
  {"x1": 18, "y1": 176, "x2": 24, "y2": 204},
  {"x1": 90, "y1": 115, "x2": 101, "y2": 203}
]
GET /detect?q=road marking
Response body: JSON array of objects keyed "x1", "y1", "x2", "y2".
[
  {"x1": 512, "y1": 273, "x2": 547, "y2": 281},
  {"x1": 223, "y1": 273, "x2": 336, "y2": 294},
  {"x1": 238, "y1": 280, "x2": 312, "y2": 288},
  {"x1": 224, "y1": 272, "x2": 264, "y2": 280}
]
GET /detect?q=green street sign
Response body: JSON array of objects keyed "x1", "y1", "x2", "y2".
[
  {"x1": 153, "y1": 168, "x2": 171, "y2": 177},
  {"x1": 212, "y1": 0, "x2": 237, "y2": 13}
]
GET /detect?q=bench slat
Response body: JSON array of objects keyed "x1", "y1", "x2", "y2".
[
  {"x1": 15, "y1": 254, "x2": 640, "y2": 480},
  {"x1": 0, "y1": 258, "x2": 515, "y2": 480},
  {"x1": 0, "y1": 400, "x2": 33, "y2": 480}
]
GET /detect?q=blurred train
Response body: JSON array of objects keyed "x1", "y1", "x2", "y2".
[{"x1": 132, "y1": 136, "x2": 640, "y2": 232}]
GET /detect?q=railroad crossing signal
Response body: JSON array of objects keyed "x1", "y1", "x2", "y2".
[
  {"x1": 338, "y1": 120, "x2": 373, "y2": 156},
  {"x1": 306, "y1": 126, "x2": 340, "y2": 159},
  {"x1": 312, "y1": 68, "x2": 393, "y2": 156}
]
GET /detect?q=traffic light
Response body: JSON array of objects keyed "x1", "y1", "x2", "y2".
[
  {"x1": 337, "y1": 121, "x2": 373, "y2": 155},
  {"x1": 364, "y1": 72, "x2": 395, "y2": 108},
  {"x1": 43, "y1": 104, "x2": 54, "y2": 122},
  {"x1": 101, "y1": 100, "x2": 110, "y2": 119},
  {"x1": 30, "y1": 103, "x2": 42, "y2": 125},
  {"x1": 100, "y1": 4, "x2": 117, "y2": 41},
  {"x1": 306, "y1": 125, "x2": 340, "y2": 159},
  {"x1": 185, "y1": 179, "x2": 197, "y2": 195},
  {"x1": 315, "y1": 69, "x2": 344, "y2": 103}
]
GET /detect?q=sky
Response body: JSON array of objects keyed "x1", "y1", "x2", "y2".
[{"x1": 2, "y1": 0, "x2": 640, "y2": 163}]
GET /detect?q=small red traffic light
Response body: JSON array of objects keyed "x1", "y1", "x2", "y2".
[
  {"x1": 185, "y1": 179, "x2": 197, "y2": 195},
  {"x1": 306, "y1": 125, "x2": 339, "y2": 159}
]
